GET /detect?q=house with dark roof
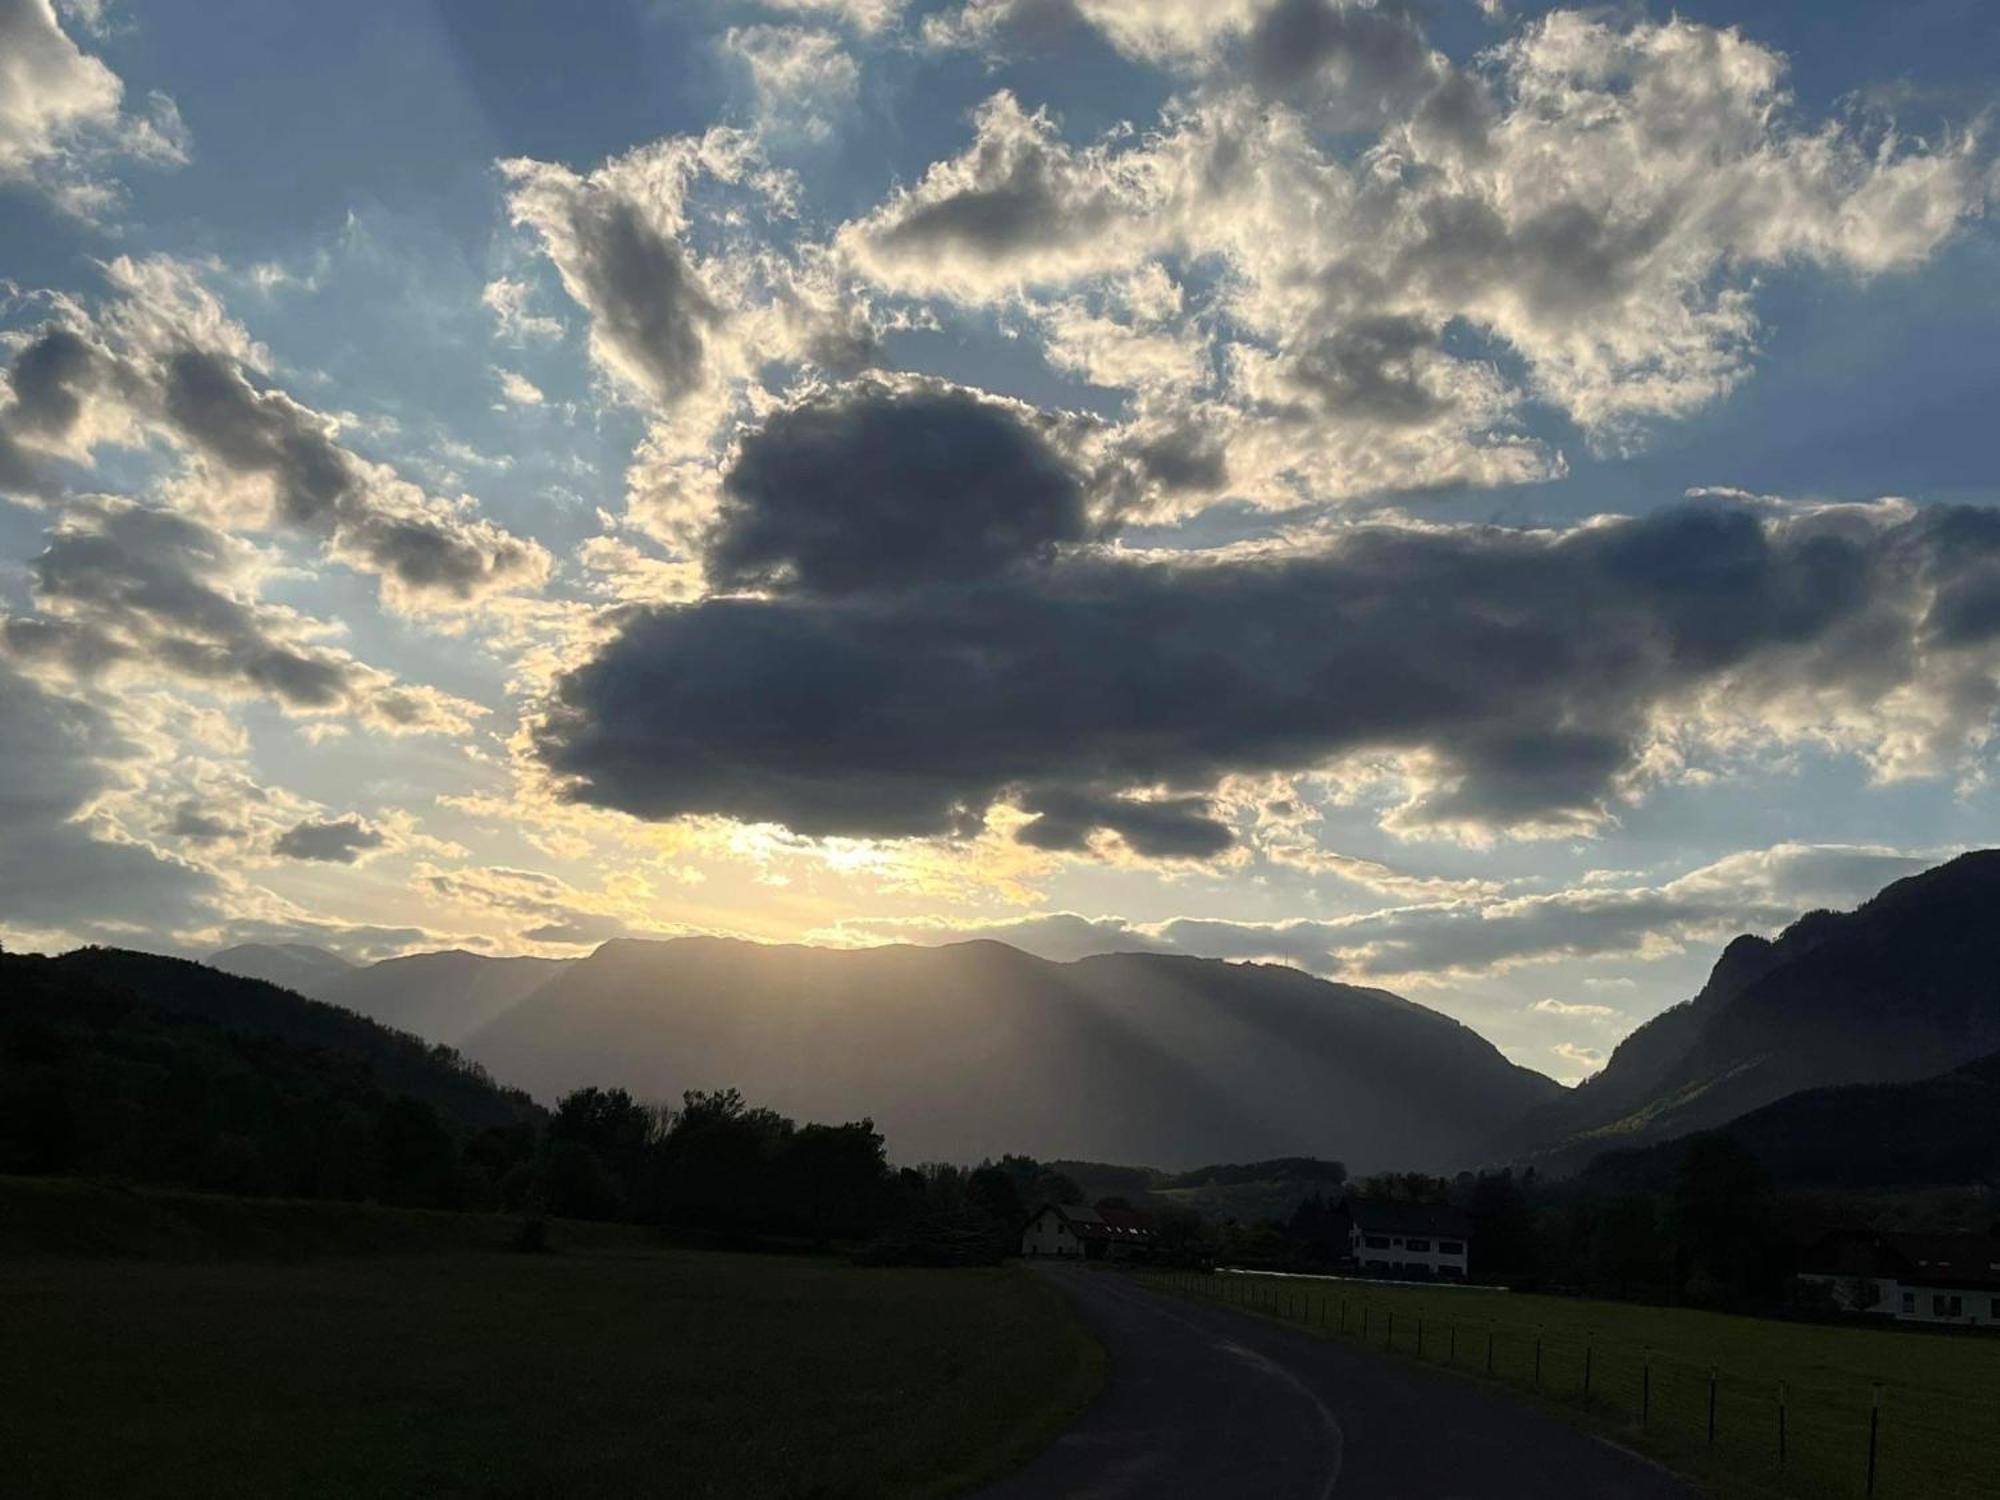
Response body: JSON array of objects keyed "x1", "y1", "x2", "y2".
[
  {"x1": 1797, "y1": 1229, "x2": 2000, "y2": 1327},
  {"x1": 1334, "y1": 1199, "x2": 1471, "y2": 1280},
  {"x1": 1021, "y1": 1202, "x2": 1157, "y2": 1261}
]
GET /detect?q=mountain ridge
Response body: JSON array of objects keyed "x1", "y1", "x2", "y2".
[
  {"x1": 457, "y1": 934, "x2": 1561, "y2": 1171},
  {"x1": 1511, "y1": 850, "x2": 2000, "y2": 1172}
]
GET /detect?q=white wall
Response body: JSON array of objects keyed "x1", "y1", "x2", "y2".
[
  {"x1": 1021, "y1": 1209, "x2": 1081, "y2": 1258},
  {"x1": 1798, "y1": 1273, "x2": 2000, "y2": 1327},
  {"x1": 1350, "y1": 1227, "x2": 1470, "y2": 1278}
]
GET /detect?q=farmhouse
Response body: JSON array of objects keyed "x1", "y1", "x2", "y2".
[
  {"x1": 1796, "y1": 1229, "x2": 2000, "y2": 1327},
  {"x1": 1335, "y1": 1199, "x2": 1471, "y2": 1280},
  {"x1": 1020, "y1": 1202, "x2": 1157, "y2": 1261}
]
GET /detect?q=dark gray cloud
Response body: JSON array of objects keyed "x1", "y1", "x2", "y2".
[
  {"x1": 1284, "y1": 313, "x2": 1451, "y2": 426},
  {"x1": 0, "y1": 303, "x2": 545, "y2": 607},
  {"x1": 707, "y1": 378, "x2": 1090, "y2": 594},
  {"x1": 499, "y1": 147, "x2": 731, "y2": 412},
  {"x1": 0, "y1": 497, "x2": 474, "y2": 732},
  {"x1": 156, "y1": 346, "x2": 544, "y2": 603},
  {"x1": 1015, "y1": 787, "x2": 1234, "y2": 859},
  {"x1": 273, "y1": 816, "x2": 387, "y2": 864},
  {"x1": 539, "y1": 500, "x2": 2000, "y2": 853},
  {"x1": 1242, "y1": 0, "x2": 1441, "y2": 121},
  {"x1": 166, "y1": 800, "x2": 237, "y2": 843},
  {"x1": 534, "y1": 192, "x2": 715, "y2": 409}
]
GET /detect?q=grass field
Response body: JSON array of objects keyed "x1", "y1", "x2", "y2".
[
  {"x1": 0, "y1": 1181, "x2": 1102, "y2": 1500},
  {"x1": 1143, "y1": 1269, "x2": 2000, "y2": 1500}
]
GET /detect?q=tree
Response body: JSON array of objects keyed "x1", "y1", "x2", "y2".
[
  {"x1": 374, "y1": 1096, "x2": 458, "y2": 1208},
  {"x1": 1672, "y1": 1133, "x2": 1777, "y2": 1306}
]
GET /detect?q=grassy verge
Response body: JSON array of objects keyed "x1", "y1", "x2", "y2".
[
  {"x1": 0, "y1": 1175, "x2": 652, "y2": 1260},
  {"x1": 0, "y1": 1180, "x2": 1102, "y2": 1499},
  {"x1": 1141, "y1": 1270, "x2": 2000, "y2": 1500}
]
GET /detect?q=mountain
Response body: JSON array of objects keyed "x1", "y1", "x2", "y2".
[
  {"x1": 316, "y1": 950, "x2": 574, "y2": 1045},
  {"x1": 0, "y1": 948, "x2": 539, "y2": 1203},
  {"x1": 1510, "y1": 850, "x2": 2000, "y2": 1172},
  {"x1": 207, "y1": 942, "x2": 355, "y2": 996},
  {"x1": 460, "y1": 937, "x2": 1561, "y2": 1170},
  {"x1": 35, "y1": 948, "x2": 536, "y2": 1130},
  {"x1": 1580, "y1": 1050, "x2": 2000, "y2": 1194}
]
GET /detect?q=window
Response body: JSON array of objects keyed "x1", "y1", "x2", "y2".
[
  {"x1": 1438, "y1": 1241, "x2": 1465, "y2": 1255},
  {"x1": 1933, "y1": 1294, "x2": 1962, "y2": 1318},
  {"x1": 1901, "y1": 1291, "x2": 1915, "y2": 1314},
  {"x1": 1406, "y1": 1239, "x2": 1431, "y2": 1252},
  {"x1": 1365, "y1": 1235, "x2": 1390, "y2": 1249},
  {"x1": 1992, "y1": 1297, "x2": 1999, "y2": 1321}
]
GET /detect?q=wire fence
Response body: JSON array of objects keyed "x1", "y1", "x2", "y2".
[{"x1": 1137, "y1": 1270, "x2": 2000, "y2": 1500}]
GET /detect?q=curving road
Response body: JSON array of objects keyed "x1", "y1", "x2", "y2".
[{"x1": 977, "y1": 1265, "x2": 1696, "y2": 1500}]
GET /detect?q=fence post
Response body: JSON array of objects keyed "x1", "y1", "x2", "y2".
[
  {"x1": 1339, "y1": 1297, "x2": 1347, "y2": 1334},
  {"x1": 1866, "y1": 1384, "x2": 1882, "y2": 1497},
  {"x1": 1387, "y1": 1309, "x2": 1394, "y2": 1351},
  {"x1": 1534, "y1": 1331, "x2": 1543, "y2": 1388},
  {"x1": 1417, "y1": 1317, "x2": 1425, "y2": 1359},
  {"x1": 1486, "y1": 1327, "x2": 1495, "y2": 1375},
  {"x1": 1641, "y1": 1350, "x2": 1650, "y2": 1428},
  {"x1": 1707, "y1": 1367, "x2": 1718, "y2": 1447},
  {"x1": 1449, "y1": 1323, "x2": 1457, "y2": 1366},
  {"x1": 1363, "y1": 1305, "x2": 1370, "y2": 1341},
  {"x1": 1777, "y1": 1381, "x2": 1787, "y2": 1470},
  {"x1": 1583, "y1": 1335, "x2": 1592, "y2": 1399}
]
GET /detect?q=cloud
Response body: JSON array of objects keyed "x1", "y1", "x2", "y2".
[
  {"x1": 0, "y1": 0, "x2": 187, "y2": 217},
  {"x1": 850, "y1": 13, "x2": 1986, "y2": 501},
  {"x1": 705, "y1": 375, "x2": 1091, "y2": 595},
  {"x1": 414, "y1": 862, "x2": 666, "y2": 948},
  {"x1": 0, "y1": 660, "x2": 212, "y2": 940},
  {"x1": 1, "y1": 495, "x2": 484, "y2": 734},
  {"x1": 273, "y1": 815, "x2": 387, "y2": 865},
  {"x1": 1549, "y1": 1040, "x2": 1604, "y2": 1078},
  {"x1": 840, "y1": 92, "x2": 1159, "y2": 300},
  {"x1": 1532, "y1": 997, "x2": 1618, "y2": 1021},
  {"x1": 493, "y1": 368, "x2": 545, "y2": 406},
  {"x1": 756, "y1": 0, "x2": 905, "y2": 34},
  {"x1": 0, "y1": 260, "x2": 550, "y2": 611},
  {"x1": 723, "y1": 24, "x2": 860, "y2": 139},
  {"x1": 1240, "y1": 0, "x2": 1445, "y2": 124},
  {"x1": 537, "y1": 500, "x2": 2000, "y2": 854},
  {"x1": 500, "y1": 133, "x2": 759, "y2": 414},
  {"x1": 826, "y1": 841, "x2": 1944, "y2": 984},
  {"x1": 480, "y1": 277, "x2": 564, "y2": 343}
]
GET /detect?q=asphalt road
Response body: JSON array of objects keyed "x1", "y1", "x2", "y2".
[{"x1": 975, "y1": 1265, "x2": 1698, "y2": 1500}]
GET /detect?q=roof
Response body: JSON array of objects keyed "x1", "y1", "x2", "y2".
[
  {"x1": 1802, "y1": 1230, "x2": 2000, "y2": 1290},
  {"x1": 1339, "y1": 1199, "x2": 1472, "y2": 1240},
  {"x1": 1028, "y1": 1201, "x2": 1157, "y2": 1242}
]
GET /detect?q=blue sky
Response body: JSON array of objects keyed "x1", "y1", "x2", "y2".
[{"x1": 3, "y1": 0, "x2": 1998, "y2": 1082}]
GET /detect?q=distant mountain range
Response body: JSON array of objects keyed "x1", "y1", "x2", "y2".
[
  {"x1": 464, "y1": 939, "x2": 1561, "y2": 1170},
  {"x1": 200, "y1": 849, "x2": 2000, "y2": 1180},
  {"x1": 1504, "y1": 850, "x2": 2000, "y2": 1173},
  {"x1": 213, "y1": 935, "x2": 1557, "y2": 1170},
  {"x1": 209, "y1": 942, "x2": 357, "y2": 996}
]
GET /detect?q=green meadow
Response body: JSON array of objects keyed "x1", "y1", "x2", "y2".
[
  {"x1": 0, "y1": 1179, "x2": 1101, "y2": 1500},
  {"x1": 1146, "y1": 1269, "x2": 2000, "y2": 1500}
]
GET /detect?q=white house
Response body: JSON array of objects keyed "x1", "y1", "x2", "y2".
[
  {"x1": 1796, "y1": 1229, "x2": 2000, "y2": 1327},
  {"x1": 1335, "y1": 1199, "x2": 1472, "y2": 1280},
  {"x1": 1021, "y1": 1202, "x2": 1156, "y2": 1261}
]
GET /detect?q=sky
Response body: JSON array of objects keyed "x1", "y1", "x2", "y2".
[{"x1": 2, "y1": 0, "x2": 1998, "y2": 1084}]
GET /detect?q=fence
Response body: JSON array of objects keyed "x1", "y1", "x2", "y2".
[{"x1": 1137, "y1": 1270, "x2": 2000, "y2": 1500}]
